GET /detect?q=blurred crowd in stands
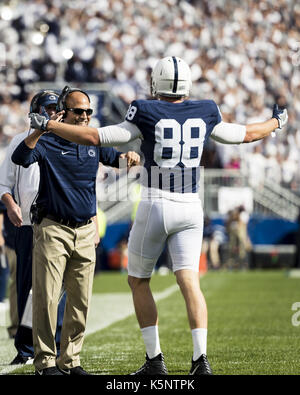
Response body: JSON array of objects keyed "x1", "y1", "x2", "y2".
[{"x1": 0, "y1": 0, "x2": 300, "y2": 190}]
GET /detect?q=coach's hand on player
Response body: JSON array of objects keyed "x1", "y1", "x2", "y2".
[
  {"x1": 120, "y1": 151, "x2": 140, "y2": 167},
  {"x1": 272, "y1": 104, "x2": 288, "y2": 129}
]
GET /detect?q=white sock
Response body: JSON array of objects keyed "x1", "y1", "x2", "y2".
[
  {"x1": 141, "y1": 325, "x2": 162, "y2": 359},
  {"x1": 191, "y1": 328, "x2": 207, "y2": 361}
]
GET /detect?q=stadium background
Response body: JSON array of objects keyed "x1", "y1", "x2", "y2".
[
  {"x1": 0, "y1": 0, "x2": 300, "y2": 377},
  {"x1": 0, "y1": 0, "x2": 300, "y2": 270}
]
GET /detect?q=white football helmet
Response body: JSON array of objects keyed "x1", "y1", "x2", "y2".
[{"x1": 151, "y1": 56, "x2": 192, "y2": 98}]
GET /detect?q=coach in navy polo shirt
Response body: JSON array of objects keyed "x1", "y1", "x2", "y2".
[
  {"x1": 0, "y1": 91, "x2": 67, "y2": 366},
  {"x1": 12, "y1": 88, "x2": 140, "y2": 375}
]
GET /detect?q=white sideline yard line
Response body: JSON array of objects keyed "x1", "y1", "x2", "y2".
[
  {"x1": 86, "y1": 283, "x2": 179, "y2": 336},
  {"x1": 0, "y1": 283, "x2": 179, "y2": 375},
  {"x1": 287, "y1": 269, "x2": 300, "y2": 278}
]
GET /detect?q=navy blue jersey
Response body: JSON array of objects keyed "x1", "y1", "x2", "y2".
[
  {"x1": 125, "y1": 99, "x2": 221, "y2": 193},
  {"x1": 12, "y1": 134, "x2": 121, "y2": 222}
]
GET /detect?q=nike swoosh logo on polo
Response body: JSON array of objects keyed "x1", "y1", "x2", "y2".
[{"x1": 61, "y1": 151, "x2": 70, "y2": 155}]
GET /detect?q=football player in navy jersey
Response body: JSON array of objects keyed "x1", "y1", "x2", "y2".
[{"x1": 29, "y1": 56, "x2": 288, "y2": 375}]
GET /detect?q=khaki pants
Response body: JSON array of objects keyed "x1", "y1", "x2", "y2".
[{"x1": 32, "y1": 218, "x2": 96, "y2": 370}]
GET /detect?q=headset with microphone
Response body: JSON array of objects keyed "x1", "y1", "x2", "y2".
[
  {"x1": 29, "y1": 90, "x2": 59, "y2": 118},
  {"x1": 56, "y1": 85, "x2": 91, "y2": 118}
]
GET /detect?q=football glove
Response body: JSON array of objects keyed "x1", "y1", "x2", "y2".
[
  {"x1": 272, "y1": 104, "x2": 288, "y2": 129},
  {"x1": 28, "y1": 113, "x2": 49, "y2": 132}
]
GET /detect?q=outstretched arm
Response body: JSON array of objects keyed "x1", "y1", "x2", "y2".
[
  {"x1": 243, "y1": 118, "x2": 279, "y2": 143},
  {"x1": 46, "y1": 120, "x2": 100, "y2": 146},
  {"x1": 211, "y1": 105, "x2": 288, "y2": 144},
  {"x1": 30, "y1": 114, "x2": 142, "y2": 147}
]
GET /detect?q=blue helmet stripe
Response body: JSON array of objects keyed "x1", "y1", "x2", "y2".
[{"x1": 172, "y1": 56, "x2": 178, "y2": 93}]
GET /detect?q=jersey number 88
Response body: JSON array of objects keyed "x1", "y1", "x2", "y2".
[{"x1": 154, "y1": 118, "x2": 206, "y2": 168}]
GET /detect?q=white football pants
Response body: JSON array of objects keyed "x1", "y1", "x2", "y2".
[{"x1": 128, "y1": 199, "x2": 204, "y2": 278}]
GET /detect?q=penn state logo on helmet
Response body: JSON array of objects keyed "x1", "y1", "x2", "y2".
[
  {"x1": 39, "y1": 92, "x2": 59, "y2": 108},
  {"x1": 151, "y1": 56, "x2": 192, "y2": 98}
]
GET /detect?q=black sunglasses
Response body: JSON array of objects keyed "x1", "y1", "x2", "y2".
[{"x1": 66, "y1": 108, "x2": 93, "y2": 116}]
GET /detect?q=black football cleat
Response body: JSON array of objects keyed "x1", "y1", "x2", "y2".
[
  {"x1": 131, "y1": 353, "x2": 168, "y2": 375},
  {"x1": 189, "y1": 354, "x2": 213, "y2": 375}
]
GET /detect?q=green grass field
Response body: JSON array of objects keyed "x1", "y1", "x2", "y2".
[{"x1": 3, "y1": 269, "x2": 300, "y2": 375}]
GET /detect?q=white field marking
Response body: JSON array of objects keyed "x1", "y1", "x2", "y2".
[
  {"x1": 0, "y1": 283, "x2": 179, "y2": 375},
  {"x1": 86, "y1": 283, "x2": 179, "y2": 335},
  {"x1": 0, "y1": 327, "x2": 19, "y2": 375},
  {"x1": 287, "y1": 269, "x2": 300, "y2": 278}
]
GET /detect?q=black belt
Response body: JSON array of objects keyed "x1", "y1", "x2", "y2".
[{"x1": 45, "y1": 214, "x2": 91, "y2": 229}]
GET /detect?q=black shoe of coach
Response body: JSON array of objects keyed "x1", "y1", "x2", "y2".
[
  {"x1": 58, "y1": 366, "x2": 91, "y2": 375},
  {"x1": 35, "y1": 367, "x2": 64, "y2": 375}
]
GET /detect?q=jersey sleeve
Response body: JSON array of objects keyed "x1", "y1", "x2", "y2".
[
  {"x1": 215, "y1": 104, "x2": 222, "y2": 124},
  {"x1": 204, "y1": 101, "x2": 223, "y2": 140},
  {"x1": 97, "y1": 121, "x2": 142, "y2": 147},
  {"x1": 210, "y1": 121, "x2": 246, "y2": 144},
  {"x1": 125, "y1": 100, "x2": 140, "y2": 126}
]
